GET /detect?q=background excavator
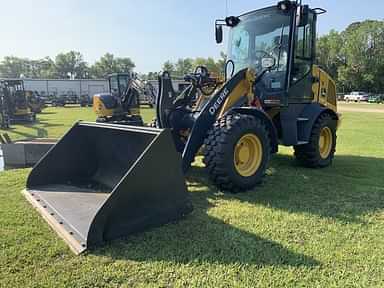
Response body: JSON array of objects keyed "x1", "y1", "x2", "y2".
[
  {"x1": 26, "y1": 90, "x2": 46, "y2": 114},
  {"x1": 93, "y1": 72, "x2": 156, "y2": 125},
  {"x1": 23, "y1": 1, "x2": 340, "y2": 254}
]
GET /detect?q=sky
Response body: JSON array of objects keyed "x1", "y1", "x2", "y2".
[{"x1": 0, "y1": 0, "x2": 383, "y2": 73}]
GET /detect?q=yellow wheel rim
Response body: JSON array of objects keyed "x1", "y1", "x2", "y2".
[
  {"x1": 234, "y1": 134, "x2": 263, "y2": 177},
  {"x1": 319, "y1": 127, "x2": 333, "y2": 159}
]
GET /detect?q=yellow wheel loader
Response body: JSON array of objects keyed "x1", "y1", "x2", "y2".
[
  {"x1": 23, "y1": 1, "x2": 340, "y2": 254},
  {"x1": 1, "y1": 80, "x2": 36, "y2": 123}
]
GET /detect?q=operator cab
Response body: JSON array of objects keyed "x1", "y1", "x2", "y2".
[
  {"x1": 108, "y1": 72, "x2": 140, "y2": 111},
  {"x1": 109, "y1": 73, "x2": 134, "y2": 98},
  {"x1": 5, "y1": 80, "x2": 29, "y2": 111},
  {"x1": 216, "y1": 1, "x2": 321, "y2": 106}
]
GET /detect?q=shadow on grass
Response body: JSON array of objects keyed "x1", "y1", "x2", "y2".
[
  {"x1": 189, "y1": 154, "x2": 384, "y2": 223},
  {"x1": 93, "y1": 154, "x2": 383, "y2": 266},
  {"x1": 96, "y1": 187, "x2": 319, "y2": 267}
]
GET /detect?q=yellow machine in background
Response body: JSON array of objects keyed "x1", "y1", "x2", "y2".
[
  {"x1": 93, "y1": 73, "x2": 156, "y2": 126},
  {"x1": 0, "y1": 79, "x2": 36, "y2": 123}
]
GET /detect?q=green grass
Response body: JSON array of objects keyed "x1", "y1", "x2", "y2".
[
  {"x1": 1, "y1": 108, "x2": 384, "y2": 287},
  {"x1": 1, "y1": 106, "x2": 156, "y2": 141}
]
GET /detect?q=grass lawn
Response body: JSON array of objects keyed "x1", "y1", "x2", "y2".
[
  {"x1": 1, "y1": 106, "x2": 384, "y2": 287},
  {"x1": 0, "y1": 106, "x2": 156, "y2": 142}
]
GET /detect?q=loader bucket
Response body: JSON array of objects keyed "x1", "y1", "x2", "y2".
[{"x1": 23, "y1": 122, "x2": 192, "y2": 254}]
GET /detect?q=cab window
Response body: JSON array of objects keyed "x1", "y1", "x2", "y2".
[
  {"x1": 291, "y1": 13, "x2": 314, "y2": 83},
  {"x1": 118, "y1": 76, "x2": 129, "y2": 95},
  {"x1": 231, "y1": 30, "x2": 250, "y2": 62},
  {"x1": 110, "y1": 77, "x2": 119, "y2": 96}
]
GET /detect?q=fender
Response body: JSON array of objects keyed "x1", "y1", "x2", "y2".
[
  {"x1": 299, "y1": 103, "x2": 339, "y2": 142},
  {"x1": 230, "y1": 107, "x2": 279, "y2": 153}
]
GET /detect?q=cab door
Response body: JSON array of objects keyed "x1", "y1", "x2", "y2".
[{"x1": 288, "y1": 11, "x2": 316, "y2": 103}]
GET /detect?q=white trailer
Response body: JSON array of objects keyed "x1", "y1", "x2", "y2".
[{"x1": 23, "y1": 79, "x2": 109, "y2": 103}]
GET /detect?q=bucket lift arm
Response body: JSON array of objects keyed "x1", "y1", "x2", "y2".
[
  {"x1": 157, "y1": 67, "x2": 261, "y2": 172},
  {"x1": 181, "y1": 68, "x2": 257, "y2": 172}
]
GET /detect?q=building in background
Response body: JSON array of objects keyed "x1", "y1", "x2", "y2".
[
  {"x1": 22, "y1": 79, "x2": 109, "y2": 103},
  {"x1": 1, "y1": 78, "x2": 189, "y2": 107}
]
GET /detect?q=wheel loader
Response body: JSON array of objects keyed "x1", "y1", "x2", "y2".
[
  {"x1": 23, "y1": 1, "x2": 340, "y2": 254},
  {"x1": 0, "y1": 79, "x2": 36, "y2": 124}
]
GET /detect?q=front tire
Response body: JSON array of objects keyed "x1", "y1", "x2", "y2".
[
  {"x1": 203, "y1": 114, "x2": 271, "y2": 193},
  {"x1": 294, "y1": 113, "x2": 337, "y2": 168}
]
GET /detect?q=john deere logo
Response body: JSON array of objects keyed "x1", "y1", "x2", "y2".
[{"x1": 209, "y1": 88, "x2": 229, "y2": 115}]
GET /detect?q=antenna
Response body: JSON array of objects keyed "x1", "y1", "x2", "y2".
[{"x1": 225, "y1": 0, "x2": 229, "y2": 17}]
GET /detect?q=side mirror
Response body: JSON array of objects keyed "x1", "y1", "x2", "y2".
[
  {"x1": 261, "y1": 57, "x2": 276, "y2": 69},
  {"x1": 215, "y1": 25, "x2": 223, "y2": 44}
]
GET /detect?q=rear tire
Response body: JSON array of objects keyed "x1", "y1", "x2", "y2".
[
  {"x1": 294, "y1": 113, "x2": 337, "y2": 168},
  {"x1": 203, "y1": 114, "x2": 271, "y2": 193}
]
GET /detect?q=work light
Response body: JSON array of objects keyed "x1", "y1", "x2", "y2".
[{"x1": 277, "y1": 1, "x2": 293, "y2": 11}]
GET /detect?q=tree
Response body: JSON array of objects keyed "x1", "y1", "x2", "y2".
[
  {"x1": 54, "y1": 51, "x2": 88, "y2": 79},
  {"x1": 27, "y1": 57, "x2": 56, "y2": 79},
  {"x1": 338, "y1": 20, "x2": 384, "y2": 92},
  {"x1": 175, "y1": 58, "x2": 193, "y2": 76},
  {"x1": 162, "y1": 61, "x2": 175, "y2": 74},
  {"x1": 115, "y1": 57, "x2": 135, "y2": 74},
  {"x1": 90, "y1": 53, "x2": 135, "y2": 78},
  {"x1": 162, "y1": 53, "x2": 227, "y2": 78},
  {"x1": 0, "y1": 56, "x2": 30, "y2": 78},
  {"x1": 142, "y1": 72, "x2": 159, "y2": 80},
  {"x1": 316, "y1": 30, "x2": 344, "y2": 80},
  {"x1": 316, "y1": 20, "x2": 384, "y2": 93}
]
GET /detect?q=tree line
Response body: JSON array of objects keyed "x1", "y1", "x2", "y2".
[
  {"x1": 317, "y1": 20, "x2": 384, "y2": 93},
  {"x1": 0, "y1": 52, "x2": 135, "y2": 79},
  {"x1": 1, "y1": 19, "x2": 383, "y2": 93}
]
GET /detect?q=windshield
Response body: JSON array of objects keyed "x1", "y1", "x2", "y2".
[{"x1": 227, "y1": 7, "x2": 292, "y2": 80}]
